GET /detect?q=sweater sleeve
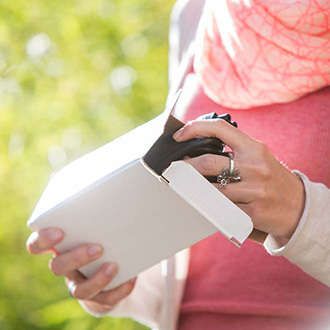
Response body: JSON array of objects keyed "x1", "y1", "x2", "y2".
[{"x1": 264, "y1": 171, "x2": 330, "y2": 287}]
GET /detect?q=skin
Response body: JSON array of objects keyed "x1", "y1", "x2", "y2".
[
  {"x1": 26, "y1": 228, "x2": 136, "y2": 314},
  {"x1": 26, "y1": 118, "x2": 305, "y2": 314},
  {"x1": 173, "y1": 118, "x2": 305, "y2": 241}
]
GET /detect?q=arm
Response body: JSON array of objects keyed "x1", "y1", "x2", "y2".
[{"x1": 173, "y1": 118, "x2": 330, "y2": 287}]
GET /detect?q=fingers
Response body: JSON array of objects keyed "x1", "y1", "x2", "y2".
[
  {"x1": 28, "y1": 229, "x2": 135, "y2": 312},
  {"x1": 27, "y1": 228, "x2": 64, "y2": 254},
  {"x1": 185, "y1": 154, "x2": 229, "y2": 176},
  {"x1": 185, "y1": 153, "x2": 251, "y2": 178},
  {"x1": 92, "y1": 278, "x2": 137, "y2": 307},
  {"x1": 185, "y1": 153, "x2": 260, "y2": 203},
  {"x1": 68, "y1": 263, "x2": 118, "y2": 300},
  {"x1": 65, "y1": 269, "x2": 86, "y2": 283},
  {"x1": 173, "y1": 118, "x2": 254, "y2": 151},
  {"x1": 66, "y1": 264, "x2": 136, "y2": 309},
  {"x1": 49, "y1": 244, "x2": 103, "y2": 276}
]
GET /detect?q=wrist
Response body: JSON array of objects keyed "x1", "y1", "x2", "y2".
[{"x1": 275, "y1": 172, "x2": 305, "y2": 241}]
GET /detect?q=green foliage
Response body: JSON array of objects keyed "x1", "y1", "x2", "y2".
[{"x1": 0, "y1": 0, "x2": 174, "y2": 329}]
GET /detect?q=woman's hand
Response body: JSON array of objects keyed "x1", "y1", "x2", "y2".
[
  {"x1": 173, "y1": 118, "x2": 305, "y2": 242},
  {"x1": 26, "y1": 228, "x2": 136, "y2": 314}
]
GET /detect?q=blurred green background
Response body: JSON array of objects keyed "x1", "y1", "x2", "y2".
[{"x1": 0, "y1": 0, "x2": 174, "y2": 329}]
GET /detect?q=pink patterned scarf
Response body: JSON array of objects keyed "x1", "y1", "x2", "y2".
[{"x1": 194, "y1": 0, "x2": 330, "y2": 109}]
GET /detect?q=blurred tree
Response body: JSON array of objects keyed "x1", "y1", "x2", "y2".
[{"x1": 0, "y1": 0, "x2": 174, "y2": 329}]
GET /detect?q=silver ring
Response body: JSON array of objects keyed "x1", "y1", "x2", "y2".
[
  {"x1": 216, "y1": 153, "x2": 241, "y2": 189},
  {"x1": 227, "y1": 152, "x2": 235, "y2": 176}
]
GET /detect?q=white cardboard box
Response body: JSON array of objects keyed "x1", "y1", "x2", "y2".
[{"x1": 28, "y1": 110, "x2": 253, "y2": 289}]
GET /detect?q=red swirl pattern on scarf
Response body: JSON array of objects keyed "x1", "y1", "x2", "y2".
[{"x1": 194, "y1": 0, "x2": 330, "y2": 109}]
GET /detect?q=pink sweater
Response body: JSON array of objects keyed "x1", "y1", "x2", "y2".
[{"x1": 177, "y1": 81, "x2": 330, "y2": 330}]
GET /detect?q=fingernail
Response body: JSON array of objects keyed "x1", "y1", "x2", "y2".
[
  {"x1": 27, "y1": 231, "x2": 38, "y2": 244},
  {"x1": 173, "y1": 129, "x2": 184, "y2": 141},
  {"x1": 87, "y1": 244, "x2": 103, "y2": 257},
  {"x1": 104, "y1": 263, "x2": 116, "y2": 277},
  {"x1": 45, "y1": 228, "x2": 63, "y2": 241}
]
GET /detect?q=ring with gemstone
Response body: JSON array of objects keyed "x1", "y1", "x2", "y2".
[{"x1": 216, "y1": 153, "x2": 241, "y2": 189}]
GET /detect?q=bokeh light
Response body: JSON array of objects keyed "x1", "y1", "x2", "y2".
[{"x1": 0, "y1": 0, "x2": 174, "y2": 329}]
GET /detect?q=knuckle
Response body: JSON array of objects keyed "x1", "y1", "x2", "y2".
[
  {"x1": 215, "y1": 118, "x2": 228, "y2": 129},
  {"x1": 255, "y1": 164, "x2": 271, "y2": 179},
  {"x1": 72, "y1": 247, "x2": 88, "y2": 265},
  {"x1": 184, "y1": 120, "x2": 196, "y2": 134},
  {"x1": 49, "y1": 258, "x2": 63, "y2": 276},
  {"x1": 200, "y1": 155, "x2": 217, "y2": 173},
  {"x1": 71, "y1": 285, "x2": 86, "y2": 300},
  {"x1": 255, "y1": 142, "x2": 270, "y2": 158},
  {"x1": 257, "y1": 186, "x2": 267, "y2": 200},
  {"x1": 95, "y1": 273, "x2": 111, "y2": 288}
]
